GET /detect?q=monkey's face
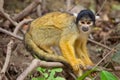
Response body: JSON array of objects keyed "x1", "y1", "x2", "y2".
[
  {"x1": 78, "y1": 16, "x2": 94, "y2": 33},
  {"x1": 76, "y1": 10, "x2": 95, "y2": 34}
]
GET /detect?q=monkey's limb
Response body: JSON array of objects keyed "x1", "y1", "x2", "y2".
[
  {"x1": 76, "y1": 39, "x2": 93, "y2": 67},
  {"x1": 24, "y1": 33, "x2": 68, "y2": 63},
  {"x1": 81, "y1": 40, "x2": 94, "y2": 66},
  {"x1": 59, "y1": 34, "x2": 83, "y2": 76}
]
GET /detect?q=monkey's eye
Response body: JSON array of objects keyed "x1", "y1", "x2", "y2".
[
  {"x1": 81, "y1": 21, "x2": 85, "y2": 24},
  {"x1": 87, "y1": 21, "x2": 91, "y2": 24}
]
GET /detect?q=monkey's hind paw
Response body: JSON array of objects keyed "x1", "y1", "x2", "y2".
[
  {"x1": 71, "y1": 60, "x2": 81, "y2": 72},
  {"x1": 77, "y1": 59, "x2": 86, "y2": 69}
]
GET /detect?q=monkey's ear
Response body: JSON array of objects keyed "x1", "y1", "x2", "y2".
[{"x1": 73, "y1": 13, "x2": 78, "y2": 17}]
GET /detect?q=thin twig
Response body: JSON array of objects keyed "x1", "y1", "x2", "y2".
[
  {"x1": 13, "y1": 19, "x2": 33, "y2": 34},
  {"x1": 95, "y1": 48, "x2": 115, "y2": 67},
  {"x1": 0, "y1": 18, "x2": 33, "y2": 41},
  {"x1": 66, "y1": 0, "x2": 72, "y2": 11},
  {"x1": 1, "y1": 40, "x2": 13, "y2": 73},
  {"x1": 0, "y1": 27, "x2": 23, "y2": 40},
  {"x1": 95, "y1": 0, "x2": 107, "y2": 16},
  {"x1": 0, "y1": 1, "x2": 41, "y2": 80},
  {"x1": 3, "y1": 0, "x2": 41, "y2": 27},
  {"x1": 0, "y1": 0, "x2": 18, "y2": 26},
  {"x1": 16, "y1": 59, "x2": 64, "y2": 80},
  {"x1": 0, "y1": 40, "x2": 14, "y2": 80},
  {"x1": 0, "y1": 0, "x2": 4, "y2": 10},
  {"x1": 13, "y1": 0, "x2": 41, "y2": 21},
  {"x1": 108, "y1": 36, "x2": 120, "y2": 39},
  {"x1": 37, "y1": 5, "x2": 42, "y2": 17},
  {"x1": 0, "y1": 0, "x2": 4, "y2": 17},
  {"x1": 88, "y1": 38, "x2": 111, "y2": 50},
  {"x1": 0, "y1": 9, "x2": 18, "y2": 26},
  {"x1": 41, "y1": 0, "x2": 46, "y2": 12},
  {"x1": 92, "y1": 48, "x2": 115, "y2": 79}
]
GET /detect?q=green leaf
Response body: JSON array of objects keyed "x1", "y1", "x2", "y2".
[
  {"x1": 43, "y1": 73, "x2": 48, "y2": 78},
  {"x1": 32, "y1": 77, "x2": 38, "y2": 80},
  {"x1": 47, "y1": 70, "x2": 55, "y2": 80},
  {"x1": 32, "y1": 77, "x2": 46, "y2": 80},
  {"x1": 48, "y1": 69, "x2": 51, "y2": 72},
  {"x1": 77, "y1": 69, "x2": 95, "y2": 80},
  {"x1": 47, "y1": 68, "x2": 63, "y2": 80},
  {"x1": 36, "y1": 67, "x2": 46, "y2": 73},
  {"x1": 100, "y1": 70, "x2": 118, "y2": 80},
  {"x1": 36, "y1": 67, "x2": 42, "y2": 72},
  {"x1": 51, "y1": 68, "x2": 63, "y2": 72},
  {"x1": 38, "y1": 77, "x2": 46, "y2": 80},
  {"x1": 55, "y1": 76, "x2": 66, "y2": 80}
]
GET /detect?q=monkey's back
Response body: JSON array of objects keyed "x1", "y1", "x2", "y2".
[
  {"x1": 30, "y1": 12, "x2": 75, "y2": 30},
  {"x1": 27, "y1": 12, "x2": 75, "y2": 46}
]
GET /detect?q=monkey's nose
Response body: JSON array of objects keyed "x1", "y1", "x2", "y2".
[{"x1": 82, "y1": 27, "x2": 89, "y2": 32}]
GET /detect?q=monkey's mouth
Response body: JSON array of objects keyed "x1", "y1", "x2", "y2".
[{"x1": 82, "y1": 27, "x2": 89, "y2": 32}]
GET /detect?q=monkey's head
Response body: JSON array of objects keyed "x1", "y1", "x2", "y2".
[{"x1": 76, "y1": 10, "x2": 95, "y2": 33}]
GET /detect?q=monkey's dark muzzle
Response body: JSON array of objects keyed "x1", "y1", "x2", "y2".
[{"x1": 82, "y1": 27, "x2": 89, "y2": 32}]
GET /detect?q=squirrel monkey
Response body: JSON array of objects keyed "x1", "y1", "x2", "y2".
[{"x1": 24, "y1": 10, "x2": 95, "y2": 76}]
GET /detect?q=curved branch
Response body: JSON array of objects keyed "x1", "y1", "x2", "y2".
[{"x1": 16, "y1": 59, "x2": 64, "y2": 80}]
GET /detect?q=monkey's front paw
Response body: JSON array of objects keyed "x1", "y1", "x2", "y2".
[
  {"x1": 86, "y1": 63, "x2": 95, "y2": 70},
  {"x1": 71, "y1": 62, "x2": 83, "y2": 76}
]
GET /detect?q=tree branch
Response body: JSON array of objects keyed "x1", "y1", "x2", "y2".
[
  {"x1": 0, "y1": 27, "x2": 23, "y2": 40},
  {"x1": 0, "y1": 0, "x2": 4, "y2": 10},
  {"x1": 0, "y1": 40, "x2": 14, "y2": 80},
  {"x1": 13, "y1": 19, "x2": 33, "y2": 34},
  {"x1": 3, "y1": 0, "x2": 41, "y2": 28},
  {"x1": 88, "y1": 38, "x2": 112, "y2": 50},
  {"x1": 16, "y1": 59, "x2": 64, "y2": 80}
]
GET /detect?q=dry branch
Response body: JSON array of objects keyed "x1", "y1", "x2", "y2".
[
  {"x1": 37, "y1": 5, "x2": 42, "y2": 17},
  {"x1": 13, "y1": 0, "x2": 41, "y2": 21},
  {"x1": 0, "y1": 40, "x2": 14, "y2": 80},
  {"x1": 93, "y1": 48, "x2": 115, "y2": 79},
  {"x1": 95, "y1": 48, "x2": 115, "y2": 67},
  {"x1": 66, "y1": 0, "x2": 72, "y2": 11},
  {"x1": 13, "y1": 19, "x2": 33, "y2": 34},
  {"x1": 3, "y1": 0, "x2": 41, "y2": 28},
  {"x1": 0, "y1": 2, "x2": 34, "y2": 79},
  {"x1": 0, "y1": 1, "x2": 18, "y2": 27},
  {"x1": 0, "y1": 18, "x2": 33, "y2": 41},
  {"x1": 0, "y1": 10, "x2": 18, "y2": 26},
  {"x1": 0, "y1": 27, "x2": 23, "y2": 40},
  {"x1": 0, "y1": 0, "x2": 4, "y2": 10},
  {"x1": 0, "y1": 0, "x2": 4, "y2": 17},
  {"x1": 88, "y1": 38, "x2": 112, "y2": 50},
  {"x1": 16, "y1": 59, "x2": 64, "y2": 80}
]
